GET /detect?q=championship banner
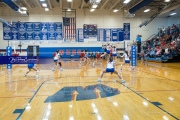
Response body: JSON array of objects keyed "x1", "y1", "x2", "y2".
[
  {"x1": 124, "y1": 23, "x2": 130, "y2": 40},
  {"x1": 3, "y1": 22, "x2": 63, "y2": 40}
]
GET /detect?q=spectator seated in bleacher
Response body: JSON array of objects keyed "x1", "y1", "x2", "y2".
[{"x1": 142, "y1": 24, "x2": 180, "y2": 62}]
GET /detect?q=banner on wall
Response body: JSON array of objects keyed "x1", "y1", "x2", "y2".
[
  {"x1": 3, "y1": 22, "x2": 63, "y2": 40},
  {"x1": 131, "y1": 46, "x2": 137, "y2": 66},
  {"x1": 124, "y1": 23, "x2": 130, "y2": 40},
  {"x1": 77, "y1": 28, "x2": 84, "y2": 42},
  {"x1": 6, "y1": 46, "x2": 12, "y2": 69}
]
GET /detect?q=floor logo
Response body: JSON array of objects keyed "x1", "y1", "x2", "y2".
[{"x1": 44, "y1": 84, "x2": 120, "y2": 102}]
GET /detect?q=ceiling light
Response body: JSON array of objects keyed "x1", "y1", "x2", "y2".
[
  {"x1": 21, "y1": 11, "x2": 27, "y2": 14},
  {"x1": 113, "y1": 9, "x2": 118, "y2": 12},
  {"x1": 123, "y1": 0, "x2": 131, "y2": 4},
  {"x1": 67, "y1": 8, "x2": 71, "y2": 11},
  {"x1": 67, "y1": 0, "x2": 72, "y2": 2},
  {"x1": 95, "y1": 0, "x2": 101, "y2": 4},
  {"x1": 45, "y1": 8, "x2": 49, "y2": 11},
  {"x1": 42, "y1": 3, "x2": 47, "y2": 7},
  {"x1": 170, "y1": 13, "x2": 176, "y2": 15},
  {"x1": 144, "y1": 9, "x2": 150, "y2": 12},
  {"x1": 164, "y1": 0, "x2": 171, "y2": 2},
  {"x1": 40, "y1": 0, "x2": 45, "y2": 1},
  {"x1": 90, "y1": 9, "x2": 95, "y2": 12},
  {"x1": 92, "y1": 4, "x2": 98, "y2": 9},
  {"x1": 21, "y1": 7, "x2": 27, "y2": 10}
]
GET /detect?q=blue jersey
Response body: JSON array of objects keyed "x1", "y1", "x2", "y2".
[{"x1": 136, "y1": 36, "x2": 141, "y2": 42}]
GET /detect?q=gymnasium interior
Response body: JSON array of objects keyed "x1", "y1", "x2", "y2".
[{"x1": 0, "y1": 0, "x2": 180, "y2": 120}]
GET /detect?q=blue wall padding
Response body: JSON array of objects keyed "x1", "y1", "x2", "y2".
[{"x1": 39, "y1": 47, "x2": 102, "y2": 58}]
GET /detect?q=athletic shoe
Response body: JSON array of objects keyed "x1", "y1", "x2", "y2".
[
  {"x1": 24, "y1": 74, "x2": 27, "y2": 77},
  {"x1": 52, "y1": 68, "x2": 55, "y2": 71},
  {"x1": 60, "y1": 68, "x2": 64, "y2": 71},
  {"x1": 36, "y1": 75, "x2": 39, "y2": 79},
  {"x1": 97, "y1": 78, "x2": 101, "y2": 82},
  {"x1": 121, "y1": 79, "x2": 125, "y2": 83}
]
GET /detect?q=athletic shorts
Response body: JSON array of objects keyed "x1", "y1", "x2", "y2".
[
  {"x1": 28, "y1": 64, "x2": 34, "y2": 69},
  {"x1": 106, "y1": 50, "x2": 110, "y2": 54},
  {"x1": 112, "y1": 54, "x2": 117, "y2": 56},
  {"x1": 125, "y1": 60, "x2": 130, "y2": 63},
  {"x1": 54, "y1": 59, "x2": 58, "y2": 62},
  {"x1": 106, "y1": 68, "x2": 114, "y2": 72}
]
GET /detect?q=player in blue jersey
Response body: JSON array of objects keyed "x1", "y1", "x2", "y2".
[{"x1": 24, "y1": 63, "x2": 39, "y2": 79}]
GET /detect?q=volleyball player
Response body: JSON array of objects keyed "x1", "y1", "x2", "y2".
[
  {"x1": 120, "y1": 50, "x2": 130, "y2": 71},
  {"x1": 52, "y1": 50, "x2": 60, "y2": 71},
  {"x1": 97, "y1": 57, "x2": 125, "y2": 83},
  {"x1": 112, "y1": 45, "x2": 117, "y2": 62},
  {"x1": 84, "y1": 50, "x2": 90, "y2": 65},
  {"x1": 24, "y1": 63, "x2": 39, "y2": 79},
  {"x1": 93, "y1": 52, "x2": 101, "y2": 67},
  {"x1": 80, "y1": 50, "x2": 85, "y2": 64},
  {"x1": 101, "y1": 43, "x2": 111, "y2": 59}
]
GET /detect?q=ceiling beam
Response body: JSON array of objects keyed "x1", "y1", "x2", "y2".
[
  {"x1": 35, "y1": 0, "x2": 43, "y2": 8},
  {"x1": 159, "y1": 3, "x2": 180, "y2": 15},
  {"x1": 109, "y1": 0, "x2": 121, "y2": 11},
  {"x1": 100, "y1": 0, "x2": 109, "y2": 10},
  {"x1": 129, "y1": 0, "x2": 143, "y2": 9},
  {"x1": 80, "y1": 0, "x2": 84, "y2": 10},
  {"x1": 47, "y1": 0, "x2": 53, "y2": 9},
  {"x1": 71, "y1": 0, "x2": 73, "y2": 9},
  {"x1": 23, "y1": 0, "x2": 32, "y2": 9}
]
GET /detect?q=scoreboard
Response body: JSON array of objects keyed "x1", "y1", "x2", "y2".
[{"x1": 83, "y1": 24, "x2": 97, "y2": 37}]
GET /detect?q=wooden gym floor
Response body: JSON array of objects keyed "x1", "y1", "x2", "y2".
[{"x1": 0, "y1": 58, "x2": 180, "y2": 120}]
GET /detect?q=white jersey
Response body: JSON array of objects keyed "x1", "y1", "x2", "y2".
[
  {"x1": 54, "y1": 53, "x2": 59, "y2": 60},
  {"x1": 124, "y1": 53, "x2": 130, "y2": 60},
  {"x1": 112, "y1": 48, "x2": 116, "y2": 54},
  {"x1": 107, "y1": 61, "x2": 114, "y2": 69},
  {"x1": 106, "y1": 45, "x2": 111, "y2": 51}
]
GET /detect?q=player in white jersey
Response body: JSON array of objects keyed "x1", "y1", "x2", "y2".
[
  {"x1": 98, "y1": 57, "x2": 125, "y2": 83},
  {"x1": 101, "y1": 43, "x2": 111, "y2": 59},
  {"x1": 120, "y1": 50, "x2": 130, "y2": 70},
  {"x1": 112, "y1": 46, "x2": 117, "y2": 62},
  {"x1": 52, "y1": 50, "x2": 63, "y2": 71}
]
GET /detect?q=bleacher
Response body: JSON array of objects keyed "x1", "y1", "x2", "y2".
[{"x1": 142, "y1": 24, "x2": 180, "y2": 62}]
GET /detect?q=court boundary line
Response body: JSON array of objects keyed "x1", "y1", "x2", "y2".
[
  {"x1": 16, "y1": 78, "x2": 53, "y2": 120},
  {"x1": 116, "y1": 81, "x2": 179, "y2": 120}
]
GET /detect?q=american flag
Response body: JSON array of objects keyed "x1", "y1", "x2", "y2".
[{"x1": 63, "y1": 17, "x2": 76, "y2": 41}]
